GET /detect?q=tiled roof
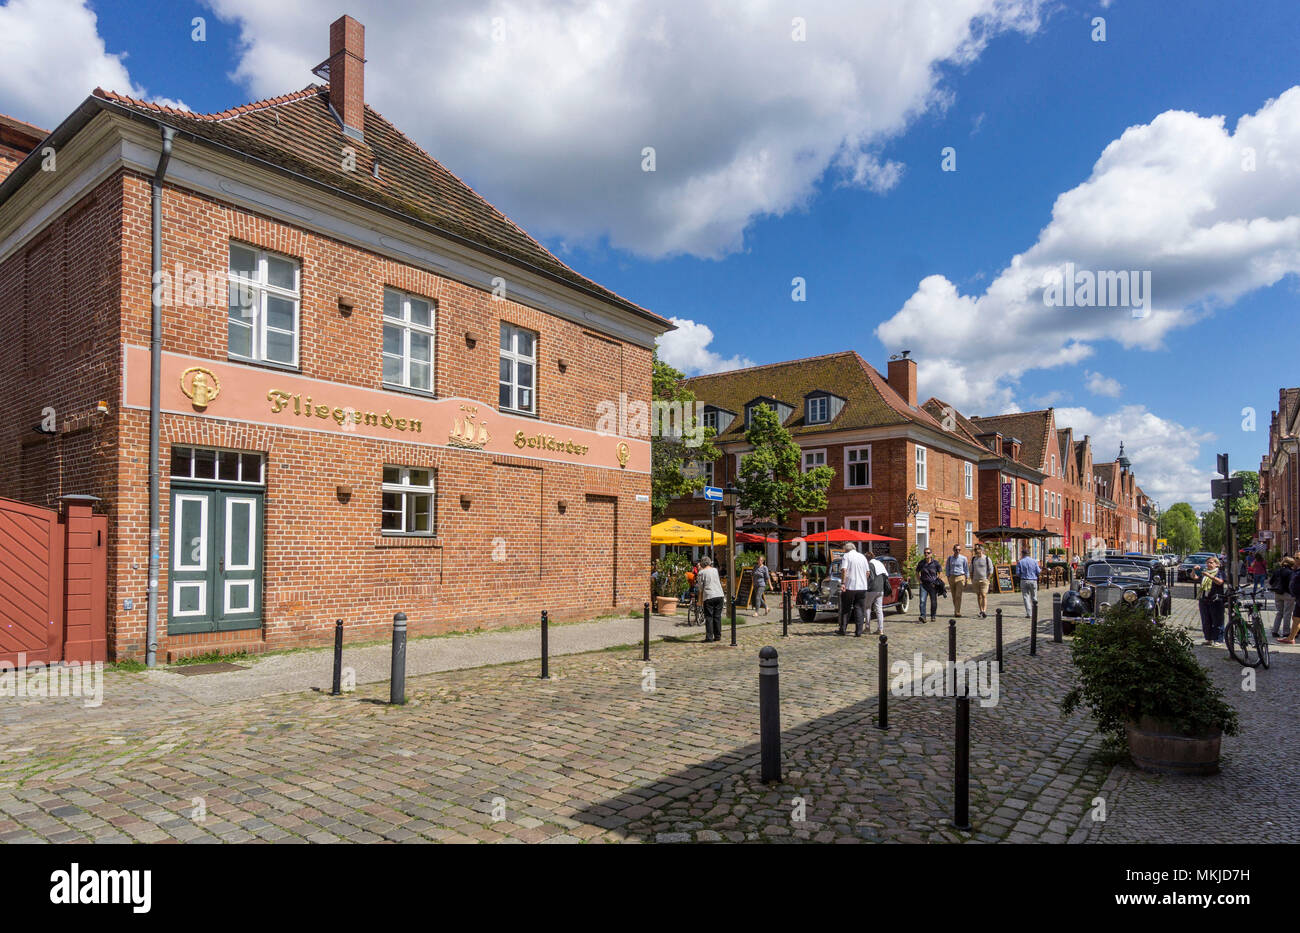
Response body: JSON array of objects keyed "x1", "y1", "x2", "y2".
[
  {"x1": 92, "y1": 86, "x2": 663, "y2": 323},
  {"x1": 969, "y1": 409, "x2": 1055, "y2": 471},
  {"x1": 683, "y1": 351, "x2": 977, "y2": 444},
  {"x1": 921, "y1": 397, "x2": 988, "y2": 451}
]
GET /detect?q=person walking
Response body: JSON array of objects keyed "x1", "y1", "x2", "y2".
[
  {"x1": 1248, "y1": 552, "x2": 1267, "y2": 592},
  {"x1": 945, "y1": 544, "x2": 969, "y2": 617},
  {"x1": 1016, "y1": 546, "x2": 1040, "y2": 619},
  {"x1": 697, "y1": 556, "x2": 725, "y2": 643},
  {"x1": 866, "y1": 549, "x2": 889, "y2": 635},
  {"x1": 970, "y1": 543, "x2": 994, "y2": 618},
  {"x1": 838, "y1": 543, "x2": 870, "y2": 636},
  {"x1": 916, "y1": 547, "x2": 942, "y2": 623},
  {"x1": 1191, "y1": 556, "x2": 1226, "y2": 646},
  {"x1": 751, "y1": 555, "x2": 771, "y2": 615},
  {"x1": 1280, "y1": 552, "x2": 1300, "y2": 644},
  {"x1": 1270, "y1": 556, "x2": 1295, "y2": 639}
]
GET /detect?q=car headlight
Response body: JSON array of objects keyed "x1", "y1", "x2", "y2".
[
  {"x1": 1079, "y1": 585, "x2": 1093, "y2": 598},
  {"x1": 1123, "y1": 590, "x2": 1138, "y2": 604},
  {"x1": 820, "y1": 579, "x2": 834, "y2": 597}
]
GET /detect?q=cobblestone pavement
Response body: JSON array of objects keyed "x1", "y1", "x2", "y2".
[
  {"x1": 0, "y1": 586, "x2": 1285, "y2": 843},
  {"x1": 1071, "y1": 590, "x2": 1299, "y2": 843}
]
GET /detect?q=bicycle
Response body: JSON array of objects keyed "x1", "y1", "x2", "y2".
[
  {"x1": 683, "y1": 589, "x2": 704, "y2": 627},
  {"x1": 1225, "y1": 586, "x2": 1270, "y2": 669}
]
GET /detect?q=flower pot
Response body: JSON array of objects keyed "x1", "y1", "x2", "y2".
[
  {"x1": 655, "y1": 597, "x2": 679, "y2": 615},
  {"x1": 1125, "y1": 716, "x2": 1222, "y2": 775}
]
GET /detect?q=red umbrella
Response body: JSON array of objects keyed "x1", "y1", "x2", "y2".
[
  {"x1": 801, "y1": 528, "x2": 901, "y2": 543},
  {"x1": 735, "y1": 531, "x2": 777, "y2": 544}
]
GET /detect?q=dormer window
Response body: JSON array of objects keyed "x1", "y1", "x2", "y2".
[
  {"x1": 806, "y1": 396, "x2": 829, "y2": 424},
  {"x1": 702, "y1": 409, "x2": 718, "y2": 431},
  {"x1": 744, "y1": 397, "x2": 792, "y2": 428}
]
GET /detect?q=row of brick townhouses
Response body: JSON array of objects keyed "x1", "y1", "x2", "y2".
[
  {"x1": 0, "y1": 16, "x2": 668, "y2": 661},
  {"x1": 666, "y1": 351, "x2": 1158, "y2": 564},
  {"x1": 1258, "y1": 388, "x2": 1300, "y2": 555}
]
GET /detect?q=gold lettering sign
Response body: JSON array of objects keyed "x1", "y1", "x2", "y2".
[
  {"x1": 449, "y1": 404, "x2": 490, "y2": 449},
  {"x1": 267, "y1": 390, "x2": 422, "y2": 434},
  {"x1": 180, "y1": 367, "x2": 221, "y2": 409},
  {"x1": 616, "y1": 442, "x2": 630, "y2": 468},
  {"x1": 514, "y1": 430, "x2": 590, "y2": 457}
]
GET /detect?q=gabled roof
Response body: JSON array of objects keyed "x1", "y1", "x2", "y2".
[
  {"x1": 65, "y1": 86, "x2": 664, "y2": 325},
  {"x1": 969, "y1": 408, "x2": 1056, "y2": 471},
  {"x1": 684, "y1": 351, "x2": 980, "y2": 445},
  {"x1": 921, "y1": 397, "x2": 985, "y2": 449}
]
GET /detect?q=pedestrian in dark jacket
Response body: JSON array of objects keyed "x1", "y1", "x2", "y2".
[
  {"x1": 1271, "y1": 556, "x2": 1295, "y2": 638},
  {"x1": 916, "y1": 547, "x2": 942, "y2": 623},
  {"x1": 1281, "y1": 554, "x2": 1300, "y2": 643}
]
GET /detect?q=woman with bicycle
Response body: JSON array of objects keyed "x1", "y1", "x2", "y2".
[{"x1": 1191, "y1": 556, "x2": 1226, "y2": 646}]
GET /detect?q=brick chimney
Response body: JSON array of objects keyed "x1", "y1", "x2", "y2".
[
  {"x1": 887, "y1": 350, "x2": 917, "y2": 408},
  {"x1": 327, "y1": 15, "x2": 365, "y2": 139}
]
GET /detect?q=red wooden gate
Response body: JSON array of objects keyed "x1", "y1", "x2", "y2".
[{"x1": 0, "y1": 496, "x2": 106, "y2": 666}]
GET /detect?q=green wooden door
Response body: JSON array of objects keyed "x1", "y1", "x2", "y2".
[{"x1": 169, "y1": 486, "x2": 263, "y2": 634}]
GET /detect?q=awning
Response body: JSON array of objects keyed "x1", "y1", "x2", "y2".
[
  {"x1": 801, "y1": 527, "x2": 901, "y2": 543},
  {"x1": 650, "y1": 518, "x2": 727, "y2": 546}
]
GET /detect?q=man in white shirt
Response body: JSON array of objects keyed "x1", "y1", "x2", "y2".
[
  {"x1": 838, "y1": 543, "x2": 870, "y2": 637},
  {"x1": 866, "y1": 550, "x2": 889, "y2": 635}
]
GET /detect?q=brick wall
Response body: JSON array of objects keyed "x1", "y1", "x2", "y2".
[{"x1": 5, "y1": 170, "x2": 652, "y2": 659}]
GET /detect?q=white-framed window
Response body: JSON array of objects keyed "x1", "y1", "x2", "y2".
[
  {"x1": 383, "y1": 288, "x2": 435, "y2": 392},
  {"x1": 802, "y1": 517, "x2": 827, "y2": 556},
  {"x1": 170, "y1": 445, "x2": 264, "y2": 485},
  {"x1": 915, "y1": 512, "x2": 930, "y2": 553},
  {"x1": 802, "y1": 448, "x2": 827, "y2": 473},
  {"x1": 228, "y1": 242, "x2": 300, "y2": 367},
  {"x1": 843, "y1": 445, "x2": 871, "y2": 488},
  {"x1": 381, "y1": 466, "x2": 435, "y2": 536},
  {"x1": 965, "y1": 521, "x2": 973, "y2": 548},
  {"x1": 806, "y1": 396, "x2": 829, "y2": 424},
  {"x1": 845, "y1": 516, "x2": 872, "y2": 534},
  {"x1": 1051, "y1": 454, "x2": 1056, "y2": 476},
  {"x1": 963, "y1": 461, "x2": 973, "y2": 499},
  {"x1": 915, "y1": 445, "x2": 928, "y2": 489},
  {"x1": 499, "y1": 322, "x2": 537, "y2": 413},
  {"x1": 702, "y1": 409, "x2": 718, "y2": 432}
]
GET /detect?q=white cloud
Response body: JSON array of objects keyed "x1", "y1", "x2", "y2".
[
  {"x1": 0, "y1": 0, "x2": 184, "y2": 130},
  {"x1": 879, "y1": 87, "x2": 1300, "y2": 412},
  {"x1": 1057, "y1": 405, "x2": 1216, "y2": 511},
  {"x1": 656, "y1": 317, "x2": 754, "y2": 376},
  {"x1": 1084, "y1": 370, "x2": 1123, "y2": 398},
  {"x1": 204, "y1": 0, "x2": 1046, "y2": 258}
]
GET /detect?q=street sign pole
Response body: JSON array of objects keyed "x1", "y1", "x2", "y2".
[{"x1": 1218, "y1": 453, "x2": 1236, "y2": 586}]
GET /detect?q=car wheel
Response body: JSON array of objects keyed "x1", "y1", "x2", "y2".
[
  {"x1": 894, "y1": 589, "x2": 911, "y2": 614},
  {"x1": 798, "y1": 606, "x2": 817, "y2": 624}
]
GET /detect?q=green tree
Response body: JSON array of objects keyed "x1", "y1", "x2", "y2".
[
  {"x1": 649, "y1": 356, "x2": 719, "y2": 520},
  {"x1": 1201, "y1": 508, "x2": 1225, "y2": 553},
  {"x1": 735, "y1": 403, "x2": 834, "y2": 530},
  {"x1": 1158, "y1": 502, "x2": 1201, "y2": 555}
]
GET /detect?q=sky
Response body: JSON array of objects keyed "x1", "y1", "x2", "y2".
[{"x1": 2, "y1": 0, "x2": 1297, "y2": 512}]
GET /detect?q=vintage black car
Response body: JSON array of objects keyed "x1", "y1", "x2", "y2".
[
  {"x1": 1060, "y1": 559, "x2": 1171, "y2": 633},
  {"x1": 796, "y1": 555, "x2": 912, "y2": 623}
]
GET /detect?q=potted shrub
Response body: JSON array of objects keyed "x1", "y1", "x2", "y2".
[
  {"x1": 654, "y1": 552, "x2": 691, "y2": 614},
  {"x1": 1061, "y1": 603, "x2": 1239, "y2": 775}
]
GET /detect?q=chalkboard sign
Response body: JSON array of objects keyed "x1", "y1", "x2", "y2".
[
  {"x1": 994, "y1": 564, "x2": 1015, "y2": 594},
  {"x1": 737, "y1": 568, "x2": 755, "y2": 608}
]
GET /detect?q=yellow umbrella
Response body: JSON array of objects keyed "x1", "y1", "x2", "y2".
[{"x1": 650, "y1": 518, "x2": 727, "y2": 546}]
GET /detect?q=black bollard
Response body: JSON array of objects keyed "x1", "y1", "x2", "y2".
[
  {"x1": 540, "y1": 609, "x2": 550, "y2": 680},
  {"x1": 953, "y1": 687, "x2": 971, "y2": 830},
  {"x1": 330, "y1": 619, "x2": 343, "y2": 696},
  {"x1": 782, "y1": 589, "x2": 789, "y2": 638},
  {"x1": 643, "y1": 601, "x2": 651, "y2": 662},
  {"x1": 948, "y1": 618, "x2": 957, "y2": 695},
  {"x1": 1052, "y1": 592, "x2": 1063, "y2": 643},
  {"x1": 877, "y1": 634, "x2": 888, "y2": 730},
  {"x1": 995, "y1": 608, "x2": 1003, "y2": 673},
  {"x1": 759, "y1": 647, "x2": 781, "y2": 783},
  {"x1": 730, "y1": 594, "x2": 737, "y2": 646},
  {"x1": 1030, "y1": 598, "x2": 1038, "y2": 657},
  {"x1": 390, "y1": 612, "x2": 407, "y2": 705}
]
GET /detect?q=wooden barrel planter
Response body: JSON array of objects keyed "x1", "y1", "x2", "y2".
[{"x1": 1125, "y1": 716, "x2": 1222, "y2": 775}]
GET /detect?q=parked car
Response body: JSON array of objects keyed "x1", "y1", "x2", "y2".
[
  {"x1": 796, "y1": 555, "x2": 912, "y2": 622},
  {"x1": 1060, "y1": 559, "x2": 1171, "y2": 633},
  {"x1": 1178, "y1": 553, "x2": 1213, "y2": 582}
]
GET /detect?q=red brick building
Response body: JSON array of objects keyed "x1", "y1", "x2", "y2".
[
  {"x1": 0, "y1": 16, "x2": 666, "y2": 661},
  {"x1": 666, "y1": 351, "x2": 984, "y2": 562},
  {"x1": 1259, "y1": 388, "x2": 1300, "y2": 555}
]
